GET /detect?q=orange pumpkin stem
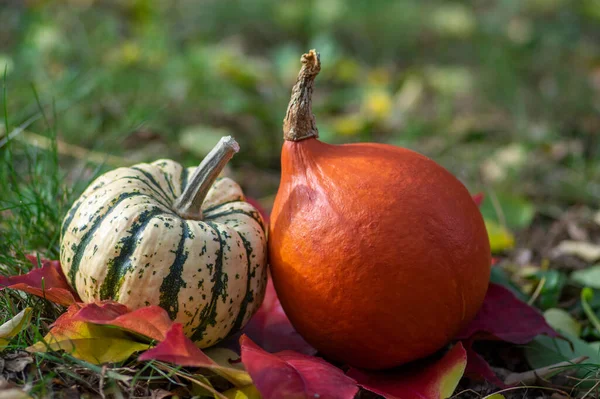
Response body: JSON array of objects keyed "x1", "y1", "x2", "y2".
[{"x1": 283, "y1": 49, "x2": 321, "y2": 141}]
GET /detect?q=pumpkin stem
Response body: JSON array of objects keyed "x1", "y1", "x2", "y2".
[
  {"x1": 283, "y1": 49, "x2": 321, "y2": 141},
  {"x1": 173, "y1": 136, "x2": 239, "y2": 220}
]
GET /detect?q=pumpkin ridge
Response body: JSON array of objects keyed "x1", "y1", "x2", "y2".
[
  {"x1": 67, "y1": 191, "x2": 157, "y2": 288},
  {"x1": 118, "y1": 175, "x2": 172, "y2": 206},
  {"x1": 130, "y1": 166, "x2": 174, "y2": 202},
  {"x1": 61, "y1": 197, "x2": 85, "y2": 238},
  {"x1": 99, "y1": 207, "x2": 166, "y2": 300},
  {"x1": 180, "y1": 167, "x2": 189, "y2": 194},
  {"x1": 160, "y1": 170, "x2": 178, "y2": 199},
  {"x1": 202, "y1": 199, "x2": 245, "y2": 214},
  {"x1": 230, "y1": 230, "x2": 254, "y2": 333},
  {"x1": 191, "y1": 221, "x2": 225, "y2": 343},
  {"x1": 158, "y1": 220, "x2": 191, "y2": 319},
  {"x1": 205, "y1": 208, "x2": 265, "y2": 232}
]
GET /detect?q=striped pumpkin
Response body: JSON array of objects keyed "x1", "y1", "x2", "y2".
[{"x1": 59, "y1": 137, "x2": 268, "y2": 347}]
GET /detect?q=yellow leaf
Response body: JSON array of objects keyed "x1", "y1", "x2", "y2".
[
  {"x1": 27, "y1": 322, "x2": 149, "y2": 364},
  {"x1": 203, "y1": 347, "x2": 253, "y2": 387},
  {"x1": 0, "y1": 308, "x2": 32, "y2": 350},
  {"x1": 362, "y1": 89, "x2": 393, "y2": 121},
  {"x1": 223, "y1": 385, "x2": 261, "y2": 399},
  {"x1": 485, "y1": 219, "x2": 515, "y2": 253},
  {"x1": 332, "y1": 114, "x2": 365, "y2": 136}
]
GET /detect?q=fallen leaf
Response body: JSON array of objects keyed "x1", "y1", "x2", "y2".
[
  {"x1": 0, "y1": 388, "x2": 31, "y2": 399},
  {"x1": 243, "y1": 276, "x2": 316, "y2": 355},
  {"x1": 485, "y1": 219, "x2": 515, "y2": 253},
  {"x1": 553, "y1": 241, "x2": 600, "y2": 263},
  {"x1": 0, "y1": 308, "x2": 32, "y2": 350},
  {"x1": 204, "y1": 347, "x2": 253, "y2": 387},
  {"x1": 240, "y1": 335, "x2": 358, "y2": 399},
  {"x1": 28, "y1": 318, "x2": 150, "y2": 364},
  {"x1": 139, "y1": 323, "x2": 251, "y2": 386},
  {"x1": 462, "y1": 340, "x2": 507, "y2": 388},
  {"x1": 223, "y1": 385, "x2": 261, "y2": 399},
  {"x1": 472, "y1": 192, "x2": 484, "y2": 207},
  {"x1": 503, "y1": 355, "x2": 587, "y2": 386},
  {"x1": 571, "y1": 264, "x2": 600, "y2": 289},
  {"x1": 1, "y1": 352, "x2": 33, "y2": 373},
  {"x1": 478, "y1": 192, "x2": 535, "y2": 230},
  {"x1": 204, "y1": 347, "x2": 245, "y2": 371},
  {"x1": 543, "y1": 308, "x2": 581, "y2": 337},
  {"x1": 347, "y1": 342, "x2": 466, "y2": 399},
  {"x1": 457, "y1": 283, "x2": 558, "y2": 343},
  {"x1": 27, "y1": 302, "x2": 160, "y2": 364},
  {"x1": 138, "y1": 323, "x2": 214, "y2": 367},
  {"x1": 0, "y1": 256, "x2": 79, "y2": 305},
  {"x1": 524, "y1": 332, "x2": 600, "y2": 388},
  {"x1": 71, "y1": 302, "x2": 172, "y2": 342}
]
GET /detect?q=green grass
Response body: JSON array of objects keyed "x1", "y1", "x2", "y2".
[{"x1": 1, "y1": 1, "x2": 599, "y2": 206}]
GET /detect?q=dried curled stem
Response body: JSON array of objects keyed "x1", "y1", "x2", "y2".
[
  {"x1": 173, "y1": 136, "x2": 239, "y2": 220},
  {"x1": 283, "y1": 49, "x2": 321, "y2": 141}
]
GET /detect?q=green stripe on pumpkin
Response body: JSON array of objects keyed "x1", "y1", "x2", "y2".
[
  {"x1": 230, "y1": 232, "x2": 254, "y2": 333},
  {"x1": 159, "y1": 220, "x2": 190, "y2": 319},
  {"x1": 131, "y1": 166, "x2": 174, "y2": 201},
  {"x1": 120, "y1": 175, "x2": 173, "y2": 206},
  {"x1": 161, "y1": 171, "x2": 178, "y2": 198},
  {"x1": 67, "y1": 192, "x2": 160, "y2": 288},
  {"x1": 191, "y1": 222, "x2": 226, "y2": 342},
  {"x1": 99, "y1": 207, "x2": 165, "y2": 300}
]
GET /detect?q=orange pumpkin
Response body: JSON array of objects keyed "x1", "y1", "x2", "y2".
[{"x1": 268, "y1": 50, "x2": 491, "y2": 370}]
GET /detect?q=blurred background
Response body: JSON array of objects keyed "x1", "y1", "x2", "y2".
[
  {"x1": 4, "y1": 2, "x2": 600, "y2": 389},
  {"x1": 1, "y1": 0, "x2": 599, "y2": 214}
]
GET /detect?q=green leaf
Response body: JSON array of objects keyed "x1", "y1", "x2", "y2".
[
  {"x1": 524, "y1": 332, "x2": 600, "y2": 386},
  {"x1": 480, "y1": 192, "x2": 535, "y2": 230},
  {"x1": 0, "y1": 307, "x2": 32, "y2": 350},
  {"x1": 543, "y1": 308, "x2": 581, "y2": 337},
  {"x1": 531, "y1": 269, "x2": 567, "y2": 310},
  {"x1": 572, "y1": 265, "x2": 600, "y2": 288},
  {"x1": 525, "y1": 306, "x2": 600, "y2": 386}
]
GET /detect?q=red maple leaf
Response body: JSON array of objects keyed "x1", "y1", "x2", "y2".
[{"x1": 0, "y1": 255, "x2": 80, "y2": 305}]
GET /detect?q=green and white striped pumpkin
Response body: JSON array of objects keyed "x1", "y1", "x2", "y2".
[{"x1": 60, "y1": 137, "x2": 268, "y2": 347}]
